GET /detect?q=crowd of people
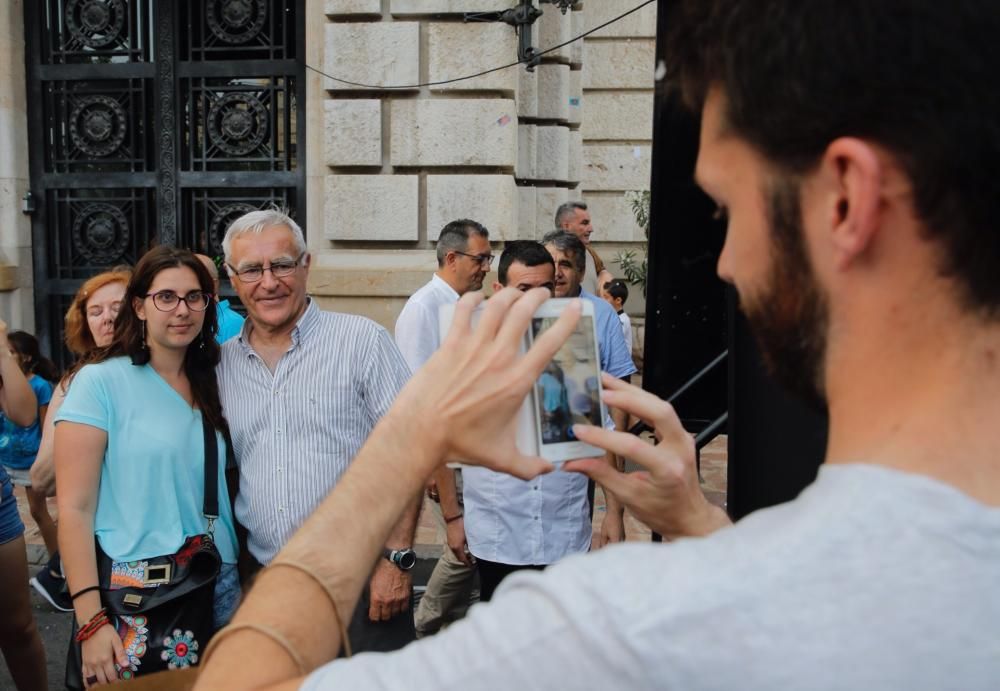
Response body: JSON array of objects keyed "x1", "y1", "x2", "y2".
[
  {"x1": 0, "y1": 201, "x2": 632, "y2": 689},
  {"x1": 2, "y1": 0, "x2": 999, "y2": 688}
]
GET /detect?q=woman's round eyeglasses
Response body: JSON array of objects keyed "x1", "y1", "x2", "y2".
[{"x1": 145, "y1": 290, "x2": 211, "y2": 312}]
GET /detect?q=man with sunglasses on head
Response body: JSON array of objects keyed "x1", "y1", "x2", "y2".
[
  {"x1": 217, "y1": 209, "x2": 418, "y2": 652},
  {"x1": 394, "y1": 219, "x2": 491, "y2": 638}
]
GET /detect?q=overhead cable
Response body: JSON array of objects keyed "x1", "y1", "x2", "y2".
[{"x1": 304, "y1": 0, "x2": 656, "y2": 90}]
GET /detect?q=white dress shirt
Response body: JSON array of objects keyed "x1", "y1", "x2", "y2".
[
  {"x1": 463, "y1": 466, "x2": 592, "y2": 565},
  {"x1": 618, "y1": 310, "x2": 633, "y2": 355},
  {"x1": 394, "y1": 273, "x2": 460, "y2": 374}
]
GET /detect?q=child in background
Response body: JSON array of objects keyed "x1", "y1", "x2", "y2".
[
  {"x1": 1, "y1": 332, "x2": 60, "y2": 573},
  {"x1": 601, "y1": 279, "x2": 633, "y2": 358}
]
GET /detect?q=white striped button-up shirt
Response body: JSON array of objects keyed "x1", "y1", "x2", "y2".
[{"x1": 218, "y1": 299, "x2": 411, "y2": 565}]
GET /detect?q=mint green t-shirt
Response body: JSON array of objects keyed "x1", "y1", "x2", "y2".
[{"x1": 56, "y1": 356, "x2": 238, "y2": 564}]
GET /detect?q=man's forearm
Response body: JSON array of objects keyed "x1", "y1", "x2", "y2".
[
  {"x1": 604, "y1": 405, "x2": 628, "y2": 515},
  {"x1": 386, "y1": 493, "x2": 421, "y2": 549},
  {"x1": 434, "y1": 466, "x2": 461, "y2": 518},
  {"x1": 195, "y1": 409, "x2": 442, "y2": 690}
]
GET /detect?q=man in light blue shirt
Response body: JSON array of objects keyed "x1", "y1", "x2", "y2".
[
  {"x1": 197, "y1": 253, "x2": 244, "y2": 343},
  {"x1": 541, "y1": 231, "x2": 637, "y2": 382}
]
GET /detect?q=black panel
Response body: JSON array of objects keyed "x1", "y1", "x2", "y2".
[
  {"x1": 181, "y1": 187, "x2": 295, "y2": 258},
  {"x1": 42, "y1": 78, "x2": 155, "y2": 174},
  {"x1": 643, "y1": 0, "x2": 727, "y2": 428},
  {"x1": 46, "y1": 187, "x2": 156, "y2": 279},
  {"x1": 40, "y1": 0, "x2": 151, "y2": 65},
  {"x1": 726, "y1": 303, "x2": 828, "y2": 520}
]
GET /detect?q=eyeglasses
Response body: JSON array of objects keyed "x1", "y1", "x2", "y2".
[
  {"x1": 454, "y1": 251, "x2": 495, "y2": 267},
  {"x1": 227, "y1": 253, "x2": 306, "y2": 283},
  {"x1": 145, "y1": 291, "x2": 211, "y2": 312}
]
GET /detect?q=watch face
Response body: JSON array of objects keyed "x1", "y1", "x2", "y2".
[{"x1": 397, "y1": 550, "x2": 417, "y2": 570}]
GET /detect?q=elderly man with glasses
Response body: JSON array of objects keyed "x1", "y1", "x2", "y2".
[
  {"x1": 217, "y1": 209, "x2": 418, "y2": 652},
  {"x1": 393, "y1": 218, "x2": 492, "y2": 637}
]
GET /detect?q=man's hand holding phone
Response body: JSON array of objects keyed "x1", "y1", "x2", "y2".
[{"x1": 564, "y1": 375, "x2": 732, "y2": 540}]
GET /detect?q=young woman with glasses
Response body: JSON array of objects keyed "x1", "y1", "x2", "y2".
[{"x1": 54, "y1": 246, "x2": 240, "y2": 687}]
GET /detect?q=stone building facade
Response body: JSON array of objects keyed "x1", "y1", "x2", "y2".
[{"x1": 0, "y1": 0, "x2": 654, "y2": 341}]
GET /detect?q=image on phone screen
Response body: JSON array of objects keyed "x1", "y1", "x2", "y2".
[{"x1": 532, "y1": 315, "x2": 603, "y2": 446}]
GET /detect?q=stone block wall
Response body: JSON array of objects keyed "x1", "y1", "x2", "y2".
[
  {"x1": 310, "y1": 0, "x2": 655, "y2": 329},
  {"x1": 579, "y1": 0, "x2": 656, "y2": 249},
  {"x1": 0, "y1": 0, "x2": 34, "y2": 328}
]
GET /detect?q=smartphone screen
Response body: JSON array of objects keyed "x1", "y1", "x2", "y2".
[{"x1": 531, "y1": 315, "x2": 604, "y2": 447}]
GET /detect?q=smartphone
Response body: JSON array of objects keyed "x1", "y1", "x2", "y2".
[
  {"x1": 529, "y1": 299, "x2": 606, "y2": 462},
  {"x1": 438, "y1": 297, "x2": 606, "y2": 464}
]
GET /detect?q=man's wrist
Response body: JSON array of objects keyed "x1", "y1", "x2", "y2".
[
  {"x1": 381, "y1": 547, "x2": 417, "y2": 571},
  {"x1": 683, "y1": 501, "x2": 731, "y2": 538},
  {"x1": 380, "y1": 408, "x2": 448, "y2": 479}
]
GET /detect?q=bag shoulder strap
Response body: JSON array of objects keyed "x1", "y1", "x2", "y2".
[
  {"x1": 201, "y1": 415, "x2": 219, "y2": 521},
  {"x1": 587, "y1": 244, "x2": 606, "y2": 275}
]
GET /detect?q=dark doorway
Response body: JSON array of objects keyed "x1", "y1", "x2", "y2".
[{"x1": 24, "y1": 0, "x2": 305, "y2": 366}]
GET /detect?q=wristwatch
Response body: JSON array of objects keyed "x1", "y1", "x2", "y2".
[{"x1": 383, "y1": 547, "x2": 417, "y2": 571}]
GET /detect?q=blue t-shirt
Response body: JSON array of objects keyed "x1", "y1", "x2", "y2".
[
  {"x1": 580, "y1": 290, "x2": 638, "y2": 380},
  {"x1": 0, "y1": 375, "x2": 54, "y2": 469},
  {"x1": 55, "y1": 357, "x2": 238, "y2": 564},
  {"x1": 215, "y1": 300, "x2": 245, "y2": 344}
]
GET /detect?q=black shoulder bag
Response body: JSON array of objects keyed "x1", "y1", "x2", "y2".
[{"x1": 66, "y1": 416, "x2": 224, "y2": 687}]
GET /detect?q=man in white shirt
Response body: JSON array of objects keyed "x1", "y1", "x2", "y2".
[
  {"x1": 394, "y1": 219, "x2": 491, "y2": 636},
  {"x1": 555, "y1": 201, "x2": 613, "y2": 294}
]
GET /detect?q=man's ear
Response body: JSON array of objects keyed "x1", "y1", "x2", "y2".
[
  {"x1": 492, "y1": 281, "x2": 504, "y2": 293},
  {"x1": 823, "y1": 137, "x2": 883, "y2": 270}
]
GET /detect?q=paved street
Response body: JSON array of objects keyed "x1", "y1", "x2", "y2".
[{"x1": 1, "y1": 437, "x2": 727, "y2": 690}]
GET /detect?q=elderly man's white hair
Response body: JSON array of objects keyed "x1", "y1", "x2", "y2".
[{"x1": 222, "y1": 208, "x2": 307, "y2": 264}]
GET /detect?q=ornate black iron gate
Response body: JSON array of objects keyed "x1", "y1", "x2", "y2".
[{"x1": 24, "y1": 0, "x2": 305, "y2": 365}]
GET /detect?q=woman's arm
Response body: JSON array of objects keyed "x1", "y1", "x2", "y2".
[
  {"x1": 56, "y1": 420, "x2": 127, "y2": 685},
  {"x1": 30, "y1": 382, "x2": 67, "y2": 497},
  {"x1": 0, "y1": 320, "x2": 37, "y2": 427}
]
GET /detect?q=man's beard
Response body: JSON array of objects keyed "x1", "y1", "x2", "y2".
[{"x1": 741, "y1": 179, "x2": 829, "y2": 411}]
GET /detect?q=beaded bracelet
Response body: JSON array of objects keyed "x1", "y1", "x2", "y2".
[{"x1": 75, "y1": 608, "x2": 110, "y2": 643}]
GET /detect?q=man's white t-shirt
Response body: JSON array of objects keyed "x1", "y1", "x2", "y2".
[{"x1": 302, "y1": 464, "x2": 1000, "y2": 690}]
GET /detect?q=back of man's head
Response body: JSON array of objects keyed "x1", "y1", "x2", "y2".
[
  {"x1": 540, "y1": 230, "x2": 586, "y2": 274},
  {"x1": 436, "y1": 219, "x2": 489, "y2": 267},
  {"x1": 554, "y1": 201, "x2": 588, "y2": 229},
  {"x1": 498, "y1": 241, "x2": 555, "y2": 286},
  {"x1": 668, "y1": 0, "x2": 1000, "y2": 318}
]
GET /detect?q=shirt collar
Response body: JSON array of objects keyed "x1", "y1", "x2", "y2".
[
  {"x1": 237, "y1": 297, "x2": 318, "y2": 353},
  {"x1": 431, "y1": 273, "x2": 460, "y2": 301}
]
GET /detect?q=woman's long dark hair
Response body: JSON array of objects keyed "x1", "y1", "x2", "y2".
[
  {"x1": 7, "y1": 331, "x2": 61, "y2": 384},
  {"x1": 71, "y1": 246, "x2": 227, "y2": 433}
]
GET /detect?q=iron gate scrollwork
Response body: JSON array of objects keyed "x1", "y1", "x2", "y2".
[{"x1": 25, "y1": 0, "x2": 305, "y2": 366}]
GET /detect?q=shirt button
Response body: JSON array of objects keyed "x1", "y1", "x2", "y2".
[
  {"x1": 533, "y1": 485, "x2": 539, "y2": 490},
  {"x1": 278, "y1": 507, "x2": 285, "y2": 513},
  {"x1": 534, "y1": 516, "x2": 539, "y2": 520}
]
